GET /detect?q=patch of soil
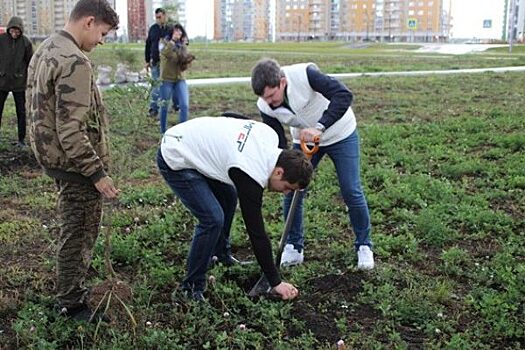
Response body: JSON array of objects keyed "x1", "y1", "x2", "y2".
[
  {"x1": 88, "y1": 278, "x2": 135, "y2": 328},
  {"x1": 0, "y1": 148, "x2": 40, "y2": 175},
  {"x1": 456, "y1": 238, "x2": 501, "y2": 259},
  {"x1": 288, "y1": 272, "x2": 380, "y2": 343},
  {"x1": 396, "y1": 324, "x2": 427, "y2": 348},
  {"x1": 490, "y1": 199, "x2": 524, "y2": 220}
]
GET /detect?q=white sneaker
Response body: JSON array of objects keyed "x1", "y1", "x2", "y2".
[
  {"x1": 280, "y1": 244, "x2": 304, "y2": 267},
  {"x1": 357, "y1": 245, "x2": 375, "y2": 270}
]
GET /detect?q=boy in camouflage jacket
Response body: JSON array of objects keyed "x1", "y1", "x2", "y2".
[{"x1": 27, "y1": 0, "x2": 119, "y2": 322}]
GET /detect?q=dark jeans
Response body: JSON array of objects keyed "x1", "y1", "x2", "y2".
[
  {"x1": 284, "y1": 129, "x2": 372, "y2": 250},
  {"x1": 148, "y1": 64, "x2": 179, "y2": 114},
  {"x1": 0, "y1": 90, "x2": 26, "y2": 142},
  {"x1": 159, "y1": 80, "x2": 189, "y2": 134},
  {"x1": 157, "y1": 150, "x2": 237, "y2": 292}
]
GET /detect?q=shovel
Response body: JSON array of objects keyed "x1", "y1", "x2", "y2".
[{"x1": 248, "y1": 136, "x2": 320, "y2": 298}]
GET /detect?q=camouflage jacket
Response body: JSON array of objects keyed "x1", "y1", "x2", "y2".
[{"x1": 27, "y1": 30, "x2": 110, "y2": 184}]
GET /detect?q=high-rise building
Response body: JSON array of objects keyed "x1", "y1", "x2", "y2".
[
  {"x1": 215, "y1": 0, "x2": 449, "y2": 42},
  {"x1": 275, "y1": 0, "x2": 312, "y2": 41},
  {"x1": 128, "y1": 0, "x2": 147, "y2": 41},
  {"x1": 507, "y1": 0, "x2": 525, "y2": 41},
  {"x1": 53, "y1": 0, "x2": 77, "y2": 33},
  {"x1": 0, "y1": 0, "x2": 16, "y2": 28},
  {"x1": 214, "y1": 0, "x2": 270, "y2": 41},
  {"x1": 145, "y1": 0, "x2": 187, "y2": 33},
  {"x1": 517, "y1": 0, "x2": 525, "y2": 41},
  {"x1": 0, "y1": 0, "x2": 117, "y2": 39}
]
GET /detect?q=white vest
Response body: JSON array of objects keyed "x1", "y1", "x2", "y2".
[
  {"x1": 160, "y1": 117, "x2": 282, "y2": 188},
  {"x1": 257, "y1": 63, "x2": 356, "y2": 146}
]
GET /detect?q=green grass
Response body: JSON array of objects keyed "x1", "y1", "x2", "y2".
[
  {"x1": 0, "y1": 45, "x2": 524, "y2": 349},
  {"x1": 89, "y1": 42, "x2": 525, "y2": 79}
]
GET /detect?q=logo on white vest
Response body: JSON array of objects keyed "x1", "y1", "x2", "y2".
[{"x1": 237, "y1": 121, "x2": 255, "y2": 152}]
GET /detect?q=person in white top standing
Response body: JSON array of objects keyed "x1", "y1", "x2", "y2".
[
  {"x1": 157, "y1": 116, "x2": 313, "y2": 301},
  {"x1": 251, "y1": 58, "x2": 374, "y2": 270}
]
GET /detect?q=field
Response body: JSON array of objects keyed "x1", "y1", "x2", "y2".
[{"x1": 0, "y1": 42, "x2": 524, "y2": 349}]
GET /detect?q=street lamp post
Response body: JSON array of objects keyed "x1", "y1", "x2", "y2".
[
  {"x1": 366, "y1": 11, "x2": 370, "y2": 41},
  {"x1": 297, "y1": 15, "x2": 302, "y2": 42},
  {"x1": 508, "y1": 0, "x2": 516, "y2": 53}
]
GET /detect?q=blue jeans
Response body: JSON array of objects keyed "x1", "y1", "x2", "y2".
[
  {"x1": 148, "y1": 64, "x2": 179, "y2": 114},
  {"x1": 159, "y1": 80, "x2": 189, "y2": 134},
  {"x1": 284, "y1": 129, "x2": 372, "y2": 250},
  {"x1": 157, "y1": 151, "x2": 237, "y2": 292}
]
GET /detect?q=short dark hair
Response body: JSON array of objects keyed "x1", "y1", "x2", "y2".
[
  {"x1": 251, "y1": 58, "x2": 285, "y2": 96},
  {"x1": 276, "y1": 149, "x2": 313, "y2": 189},
  {"x1": 155, "y1": 8, "x2": 166, "y2": 15},
  {"x1": 70, "y1": 0, "x2": 119, "y2": 30}
]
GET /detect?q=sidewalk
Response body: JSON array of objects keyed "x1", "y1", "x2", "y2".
[
  {"x1": 185, "y1": 65, "x2": 525, "y2": 87},
  {"x1": 99, "y1": 65, "x2": 525, "y2": 90}
]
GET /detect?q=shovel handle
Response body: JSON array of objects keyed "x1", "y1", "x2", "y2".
[{"x1": 300, "y1": 136, "x2": 320, "y2": 159}]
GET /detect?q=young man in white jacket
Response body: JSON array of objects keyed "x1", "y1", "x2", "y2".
[
  {"x1": 251, "y1": 58, "x2": 374, "y2": 270},
  {"x1": 157, "y1": 116, "x2": 313, "y2": 301}
]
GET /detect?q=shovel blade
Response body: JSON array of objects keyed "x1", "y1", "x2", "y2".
[{"x1": 248, "y1": 274, "x2": 271, "y2": 297}]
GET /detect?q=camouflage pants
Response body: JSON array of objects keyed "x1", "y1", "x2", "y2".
[{"x1": 55, "y1": 179, "x2": 102, "y2": 308}]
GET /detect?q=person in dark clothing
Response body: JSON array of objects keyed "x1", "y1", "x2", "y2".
[
  {"x1": 158, "y1": 117, "x2": 313, "y2": 301},
  {"x1": 144, "y1": 8, "x2": 173, "y2": 118},
  {"x1": 0, "y1": 16, "x2": 33, "y2": 147}
]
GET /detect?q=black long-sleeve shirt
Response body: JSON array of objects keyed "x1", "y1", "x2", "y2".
[
  {"x1": 145, "y1": 23, "x2": 172, "y2": 66},
  {"x1": 261, "y1": 64, "x2": 353, "y2": 149},
  {"x1": 228, "y1": 167, "x2": 281, "y2": 287}
]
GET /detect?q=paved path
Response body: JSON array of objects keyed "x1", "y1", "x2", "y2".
[
  {"x1": 99, "y1": 65, "x2": 525, "y2": 90},
  {"x1": 186, "y1": 65, "x2": 525, "y2": 86},
  {"x1": 415, "y1": 43, "x2": 508, "y2": 55}
]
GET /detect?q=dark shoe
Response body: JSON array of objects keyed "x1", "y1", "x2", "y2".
[
  {"x1": 189, "y1": 290, "x2": 205, "y2": 302},
  {"x1": 16, "y1": 141, "x2": 27, "y2": 148},
  {"x1": 147, "y1": 109, "x2": 158, "y2": 118},
  {"x1": 172, "y1": 289, "x2": 205, "y2": 303},
  {"x1": 58, "y1": 304, "x2": 111, "y2": 323}
]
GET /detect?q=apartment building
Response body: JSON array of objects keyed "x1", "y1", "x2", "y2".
[
  {"x1": 128, "y1": 0, "x2": 147, "y2": 41},
  {"x1": 0, "y1": 0, "x2": 17, "y2": 30},
  {"x1": 0, "y1": 0, "x2": 116, "y2": 39},
  {"x1": 507, "y1": 0, "x2": 525, "y2": 41},
  {"x1": 517, "y1": 0, "x2": 525, "y2": 41},
  {"x1": 276, "y1": 0, "x2": 315, "y2": 40},
  {"x1": 214, "y1": 0, "x2": 270, "y2": 41},
  {"x1": 215, "y1": 0, "x2": 450, "y2": 42}
]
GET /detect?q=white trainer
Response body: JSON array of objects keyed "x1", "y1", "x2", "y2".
[
  {"x1": 280, "y1": 244, "x2": 304, "y2": 267},
  {"x1": 357, "y1": 245, "x2": 375, "y2": 270}
]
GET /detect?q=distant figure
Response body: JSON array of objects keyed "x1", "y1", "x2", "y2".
[
  {"x1": 27, "y1": 0, "x2": 119, "y2": 322},
  {"x1": 158, "y1": 23, "x2": 194, "y2": 133},
  {"x1": 144, "y1": 8, "x2": 172, "y2": 118},
  {"x1": 0, "y1": 16, "x2": 33, "y2": 147},
  {"x1": 251, "y1": 58, "x2": 374, "y2": 270}
]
